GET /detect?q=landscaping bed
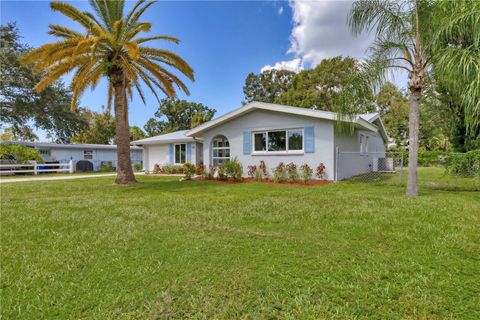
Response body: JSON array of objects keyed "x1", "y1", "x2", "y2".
[{"x1": 193, "y1": 176, "x2": 334, "y2": 186}]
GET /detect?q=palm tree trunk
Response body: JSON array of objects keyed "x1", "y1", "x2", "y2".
[
  {"x1": 406, "y1": 88, "x2": 421, "y2": 196},
  {"x1": 113, "y1": 82, "x2": 136, "y2": 184}
]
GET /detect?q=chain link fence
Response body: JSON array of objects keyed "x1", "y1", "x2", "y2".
[{"x1": 336, "y1": 150, "x2": 479, "y2": 192}]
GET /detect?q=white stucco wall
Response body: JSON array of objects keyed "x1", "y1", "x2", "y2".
[
  {"x1": 198, "y1": 109, "x2": 336, "y2": 180},
  {"x1": 334, "y1": 129, "x2": 386, "y2": 180},
  {"x1": 143, "y1": 141, "x2": 202, "y2": 172}
]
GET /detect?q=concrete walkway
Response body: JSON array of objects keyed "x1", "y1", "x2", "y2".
[{"x1": 0, "y1": 172, "x2": 144, "y2": 184}]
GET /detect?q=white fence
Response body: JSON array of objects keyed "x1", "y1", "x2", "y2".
[{"x1": 0, "y1": 160, "x2": 74, "y2": 175}]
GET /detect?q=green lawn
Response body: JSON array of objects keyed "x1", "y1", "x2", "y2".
[{"x1": 1, "y1": 169, "x2": 479, "y2": 319}]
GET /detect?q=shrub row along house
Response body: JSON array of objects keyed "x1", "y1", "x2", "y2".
[{"x1": 133, "y1": 102, "x2": 389, "y2": 180}]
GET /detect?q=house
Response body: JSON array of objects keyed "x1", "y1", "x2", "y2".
[
  {"x1": 134, "y1": 102, "x2": 389, "y2": 180},
  {"x1": 4, "y1": 141, "x2": 143, "y2": 171},
  {"x1": 132, "y1": 130, "x2": 203, "y2": 172}
]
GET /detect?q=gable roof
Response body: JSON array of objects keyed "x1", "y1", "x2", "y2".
[
  {"x1": 186, "y1": 101, "x2": 389, "y2": 140},
  {"x1": 132, "y1": 130, "x2": 199, "y2": 145}
]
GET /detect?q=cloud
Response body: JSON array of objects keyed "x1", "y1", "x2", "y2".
[
  {"x1": 287, "y1": 0, "x2": 373, "y2": 66},
  {"x1": 262, "y1": 0, "x2": 373, "y2": 74},
  {"x1": 277, "y1": 6, "x2": 284, "y2": 16},
  {"x1": 260, "y1": 58, "x2": 304, "y2": 73}
]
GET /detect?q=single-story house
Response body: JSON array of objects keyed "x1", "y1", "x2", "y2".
[
  {"x1": 132, "y1": 130, "x2": 203, "y2": 172},
  {"x1": 4, "y1": 141, "x2": 143, "y2": 171},
  {"x1": 133, "y1": 101, "x2": 389, "y2": 180}
]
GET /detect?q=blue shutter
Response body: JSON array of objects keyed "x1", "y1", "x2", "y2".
[
  {"x1": 186, "y1": 143, "x2": 192, "y2": 162},
  {"x1": 304, "y1": 126, "x2": 315, "y2": 153},
  {"x1": 243, "y1": 131, "x2": 251, "y2": 155},
  {"x1": 169, "y1": 144, "x2": 174, "y2": 164}
]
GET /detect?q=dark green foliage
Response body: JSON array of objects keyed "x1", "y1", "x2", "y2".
[
  {"x1": 0, "y1": 23, "x2": 87, "y2": 142},
  {"x1": 144, "y1": 99, "x2": 216, "y2": 136},
  {"x1": 71, "y1": 110, "x2": 116, "y2": 144},
  {"x1": 275, "y1": 57, "x2": 375, "y2": 113},
  {"x1": 182, "y1": 162, "x2": 196, "y2": 180},
  {"x1": 243, "y1": 69, "x2": 295, "y2": 104},
  {"x1": 0, "y1": 144, "x2": 43, "y2": 163},
  {"x1": 98, "y1": 162, "x2": 115, "y2": 172},
  {"x1": 445, "y1": 150, "x2": 480, "y2": 177}
]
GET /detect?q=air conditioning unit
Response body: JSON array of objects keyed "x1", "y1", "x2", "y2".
[{"x1": 373, "y1": 158, "x2": 394, "y2": 172}]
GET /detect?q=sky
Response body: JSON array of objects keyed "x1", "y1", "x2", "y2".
[{"x1": 1, "y1": 0, "x2": 405, "y2": 140}]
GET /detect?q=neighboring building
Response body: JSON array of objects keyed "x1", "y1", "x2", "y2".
[
  {"x1": 132, "y1": 130, "x2": 203, "y2": 172},
  {"x1": 133, "y1": 101, "x2": 389, "y2": 180},
  {"x1": 4, "y1": 141, "x2": 143, "y2": 171}
]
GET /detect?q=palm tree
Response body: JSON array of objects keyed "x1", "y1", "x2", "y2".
[
  {"x1": 20, "y1": 0, "x2": 194, "y2": 184},
  {"x1": 348, "y1": 0, "x2": 435, "y2": 196}
]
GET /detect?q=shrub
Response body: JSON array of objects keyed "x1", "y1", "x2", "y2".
[
  {"x1": 153, "y1": 164, "x2": 161, "y2": 173},
  {"x1": 300, "y1": 164, "x2": 313, "y2": 183},
  {"x1": 271, "y1": 162, "x2": 286, "y2": 183},
  {"x1": 183, "y1": 162, "x2": 196, "y2": 180},
  {"x1": 247, "y1": 165, "x2": 257, "y2": 178},
  {"x1": 255, "y1": 168, "x2": 263, "y2": 182},
  {"x1": 196, "y1": 163, "x2": 205, "y2": 176},
  {"x1": 203, "y1": 165, "x2": 215, "y2": 180},
  {"x1": 99, "y1": 162, "x2": 115, "y2": 172},
  {"x1": 0, "y1": 144, "x2": 43, "y2": 163},
  {"x1": 133, "y1": 163, "x2": 142, "y2": 172},
  {"x1": 217, "y1": 165, "x2": 228, "y2": 181},
  {"x1": 418, "y1": 150, "x2": 449, "y2": 166},
  {"x1": 259, "y1": 160, "x2": 267, "y2": 177},
  {"x1": 161, "y1": 164, "x2": 184, "y2": 174},
  {"x1": 224, "y1": 157, "x2": 243, "y2": 181},
  {"x1": 286, "y1": 162, "x2": 298, "y2": 182},
  {"x1": 445, "y1": 150, "x2": 480, "y2": 177},
  {"x1": 316, "y1": 163, "x2": 326, "y2": 179}
]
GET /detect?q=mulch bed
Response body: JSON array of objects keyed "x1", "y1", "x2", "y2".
[{"x1": 193, "y1": 177, "x2": 334, "y2": 186}]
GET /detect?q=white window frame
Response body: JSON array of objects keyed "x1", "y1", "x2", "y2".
[
  {"x1": 174, "y1": 143, "x2": 187, "y2": 164},
  {"x1": 252, "y1": 128, "x2": 304, "y2": 155},
  {"x1": 84, "y1": 150, "x2": 93, "y2": 160},
  {"x1": 212, "y1": 136, "x2": 230, "y2": 166}
]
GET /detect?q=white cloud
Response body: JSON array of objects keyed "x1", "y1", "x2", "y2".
[
  {"x1": 262, "y1": 0, "x2": 373, "y2": 74},
  {"x1": 277, "y1": 6, "x2": 284, "y2": 16},
  {"x1": 260, "y1": 58, "x2": 304, "y2": 73},
  {"x1": 287, "y1": 0, "x2": 373, "y2": 66}
]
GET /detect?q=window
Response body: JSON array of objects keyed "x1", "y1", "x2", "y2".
[
  {"x1": 84, "y1": 150, "x2": 93, "y2": 160},
  {"x1": 253, "y1": 129, "x2": 303, "y2": 153},
  {"x1": 38, "y1": 149, "x2": 51, "y2": 156},
  {"x1": 365, "y1": 136, "x2": 369, "y2": 153},
  {"x1": 212, "y1": 135, "x2": 230, "y2": 166},
  {"x1": 359, "y1": 134, "x2": 369, "y2": 154},
  {"x1": 174, "y1": 143, "x2": 186, "y2": 164},
  {"x1": 359, "y1": 134, "x2": 364, "y2": 153}
]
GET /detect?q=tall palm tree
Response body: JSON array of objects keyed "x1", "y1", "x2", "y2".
[
  {"x1": 348, "y1": 0, "x2": 435, "y2": 196},
  {"x1": 20, "y1": 0, "x2": 194, "y2": 184}
]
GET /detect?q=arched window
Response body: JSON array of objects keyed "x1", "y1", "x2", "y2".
[{"x1": 212, "y1": 135, "x2": 230, "y2": 166}]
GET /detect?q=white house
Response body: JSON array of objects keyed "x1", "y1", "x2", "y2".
[
  {"x1": 5, "y1": 141, "x2": 143, "y2": 171},
  {"x1": 132, "y1": 130, "x2": 203, "y2": 172},
  {"x1": 134, "y1": 102, "x2": 389, "y2": 180}
]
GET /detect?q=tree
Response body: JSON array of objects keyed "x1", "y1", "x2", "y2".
[
  {"x1": 431, "y1": 0, "x2": 480, "y2": 151},
  {"x1": 349, "y1": 0, "x2": 436, "y2": 196},
  {"x1": 71, "y1": 109, "x2": 116, "y2": 144},
  {"x1": 243, "y1": 69, "x2": 295, "y2": 104},
  {"x1": 376, "y1": 83, "x2": 409, "y2": 146},
  {"x1": 19, "y1": 1, "x2": 194, "y2": 184},
  {"x1": 275, "y1": 56, "x2": 375, "y2": 113},
  {"x1": 0, "y1": 23, "x2": 87, "y2": 142},
  {"x1": 144, "y1": 98, "x2": 216, "y2": 136},
  {"x1": 129, "y1": 126, "x2": 146, "y2": 141}
]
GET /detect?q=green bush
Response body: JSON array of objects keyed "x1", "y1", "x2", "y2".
[
  {"x1": 418, "y1": 150, "x2": 449, "y2": 166},
  {"x1": 445, "y1": 150, "x2": 480, "y2": 177},
  {"x1": 217, "y1": 165, "x2": 228, "y2": 181},
  {"x1": 271, "y1": 162, "x2": 286, "y2": 183},
  {"x1": 160, "y1": 164, "x2": 184, "y2": 174},
  {"x1": 223, "y1": 157, "x2": 243, "y2": 181},
  {"x1": 99, "y1": 162, "x2": 115, "y2": 172},
  {"x1": 0, "y1": 144, "x2": 43, "y2": 163},
  {"x1": 133, "y1": 163, "x2": 142, "y2": 172},
  {"x1": 299, "y1": 164, "x2": 313, "y2": 183},
  {"x1": 183, "y1": 162, "x2": 196, "y2": 180},
  {"x1": 286, "y1": 162, "x2": 298, "y2": 182}
]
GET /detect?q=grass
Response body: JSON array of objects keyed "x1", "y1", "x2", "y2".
[
  {"x1": 1, "y1": 168, "x2": 479, "y2": 319},
  {"x1": 0, "y1": 171, "x2": 118, "y2": 180}
]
